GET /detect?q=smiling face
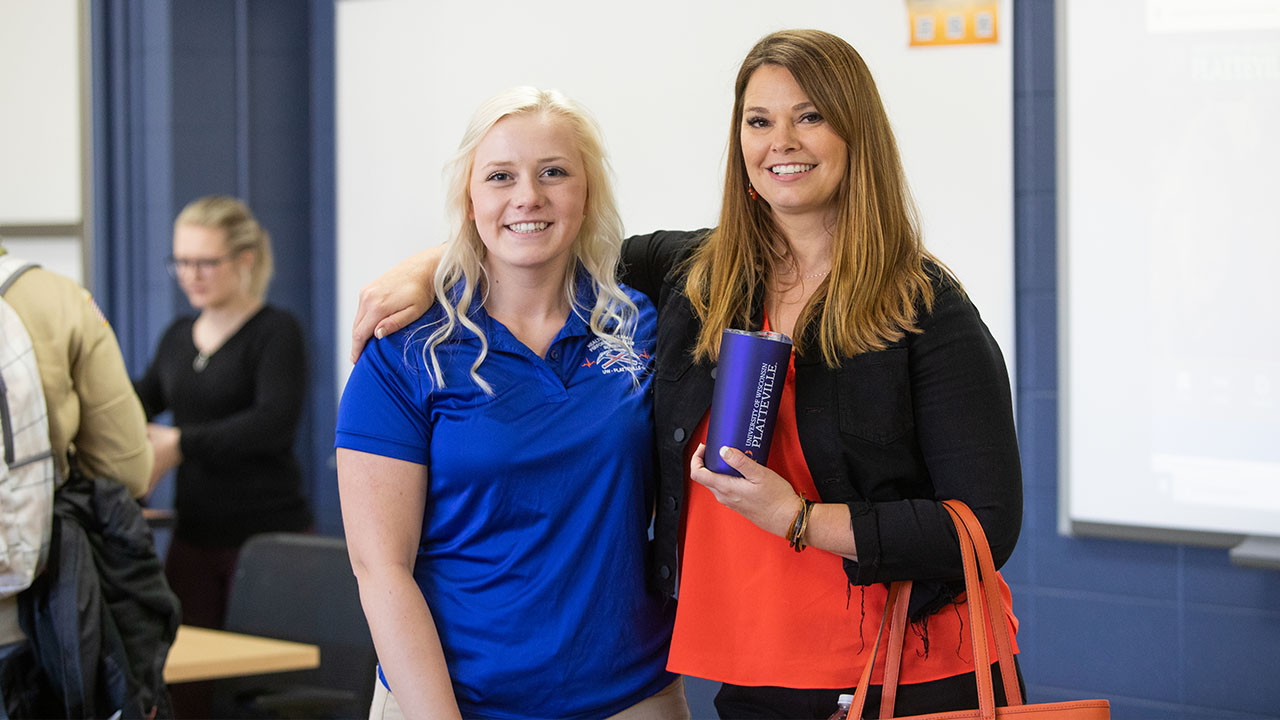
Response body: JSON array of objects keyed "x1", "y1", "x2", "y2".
[
  {"x1": 740, "y1": 64, "x2": 849, "y2": 223},
  {"x1": 171, "y1": 223, "x2": 254, "y2": 310},
  {"x1": 467, "y1": 112, "x2": 588, "y2": 281}
]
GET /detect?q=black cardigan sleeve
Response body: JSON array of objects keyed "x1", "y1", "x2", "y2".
[
  {"x1": 846, "y1": 281, "x2": 1023, "y2": 583},
  {"x1": 620, "y1": 229, "x2": 708, "y2": 305}
]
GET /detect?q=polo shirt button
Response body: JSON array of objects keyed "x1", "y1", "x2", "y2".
[
  {"x1": 665, "y1": 495, "x2": 677, "y2": 510},
  {"x1": 673, "y1": 427, "x2": 686, "y2": 442},
  {"x1": 659, "y1": 565, "x2": 672, "y2": 579},
  {"x1": 549, "y1": 348, "x2": 560, "y2": 360}
]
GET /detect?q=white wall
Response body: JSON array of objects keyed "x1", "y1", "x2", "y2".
[
  {"x1": 336, "y1": 0, "x2": 1014, "y2": 389},
  {"x1": 0, "y1": 0, "x2": 85, "y2": 283}
]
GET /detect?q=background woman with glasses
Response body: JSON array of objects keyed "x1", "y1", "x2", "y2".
[{"x1": 134, "y1": 196, "x2": 311, "y2": 693}]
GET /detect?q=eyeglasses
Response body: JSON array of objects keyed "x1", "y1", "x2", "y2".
[{"x1": 166, "y1": 254, "x2": 233, "y2": 277}]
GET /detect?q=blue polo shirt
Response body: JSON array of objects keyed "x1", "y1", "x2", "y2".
[{"x1": 335, "y1": 280, "x2": 675, "y2": 720}]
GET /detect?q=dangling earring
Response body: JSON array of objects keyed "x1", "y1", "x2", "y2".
[{"x1": 747, "y1": 184, "x2": 759, "y2": 201}]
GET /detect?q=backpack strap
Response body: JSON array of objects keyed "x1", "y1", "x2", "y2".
[{"x1": 0, "y1": 260, "x2": 40, "y2": 295}]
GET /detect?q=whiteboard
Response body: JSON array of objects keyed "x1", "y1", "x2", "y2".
[
  {"x1": 0, "y1": 0, "x2": 82, "y2": 225},
  {"x1": 335, "y1": 0, "x2": 1014, "y2": 390},
  {"x1": 1060, "y1": 0, "x2": 1280, "y2": 540}
]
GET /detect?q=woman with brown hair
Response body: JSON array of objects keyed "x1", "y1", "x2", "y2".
[{"x1": 351, "y1": 29, "x2": 1024, "y2": 719}]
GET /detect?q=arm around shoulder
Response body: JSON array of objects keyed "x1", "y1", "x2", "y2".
[
  {"x1": 619, "y1": 229, "x2": 708, "y2": 302},
  {"x1": 351, "y1": 247, "x2": 441, "y2": 363}
]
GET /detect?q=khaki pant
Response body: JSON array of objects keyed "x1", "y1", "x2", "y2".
[{"x1": 369, "y1": 676, "x2": 691, "y2": 720}]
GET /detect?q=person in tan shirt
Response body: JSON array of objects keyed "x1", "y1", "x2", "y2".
[{"x1": 0, "y1": 246, "x2": 152, "y2": 646}]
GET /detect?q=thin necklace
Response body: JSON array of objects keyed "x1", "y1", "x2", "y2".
[
  {"x1": 803, "y1": 269, "x2": 830, "y2": 280},
  {"x1": 191, "y1": 301, "x2": 262, "y2": 373}
]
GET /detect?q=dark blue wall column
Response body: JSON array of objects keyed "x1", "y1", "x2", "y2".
[
  {"x1": 1007, "y1": 2, "x2": 1280, "y2": 717},
  {"x1": 92, "y1": 0, "x2": 185, "y2": 371},
  {"x1": 308, "y1": 0, "x2": 339, "y2": 535},
  {"x1": 92, "y1": 0, "x2": 340, "y2": 536}
]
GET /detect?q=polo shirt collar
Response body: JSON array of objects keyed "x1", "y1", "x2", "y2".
[{"x1": 449, "y1": 267, "x2": 598, "y2": 353}]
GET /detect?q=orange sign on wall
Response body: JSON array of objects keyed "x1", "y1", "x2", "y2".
[{"x1": 908, "y1": 0, "x2": 1000, "y2": 47}]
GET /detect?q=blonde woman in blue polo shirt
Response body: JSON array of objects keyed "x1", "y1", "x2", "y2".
[{"x1": 335, "y1": 88, "x2": 685, "y2": 720}]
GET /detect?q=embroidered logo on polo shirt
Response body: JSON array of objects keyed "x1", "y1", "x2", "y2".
[{"x1": 582, "y1": 337, "x2": 651, "y2": 376}]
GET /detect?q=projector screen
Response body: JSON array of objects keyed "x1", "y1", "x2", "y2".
[{"x1": 1061, "y1": 0, "x2": 1280, "y2": 540}]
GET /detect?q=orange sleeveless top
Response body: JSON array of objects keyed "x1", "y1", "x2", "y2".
[{"x1": 666, "y1": 348, "x2": 1018, "y2": 687}]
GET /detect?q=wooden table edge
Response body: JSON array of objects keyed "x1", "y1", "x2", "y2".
[{"x1": 164, "y1": 625, "x2": 321, "y2": 684}]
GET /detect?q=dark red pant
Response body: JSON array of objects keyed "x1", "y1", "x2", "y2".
[
  {"x1": 163, "y1": 537, "x2": 242, "y2": 719},
  {"x1": 164, "y1": 536, "x2": 242, "y2": 630}
]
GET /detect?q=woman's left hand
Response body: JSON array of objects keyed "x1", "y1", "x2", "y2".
[{"x1": 690, "y1": 443, "x2": 803, "y2": 537}]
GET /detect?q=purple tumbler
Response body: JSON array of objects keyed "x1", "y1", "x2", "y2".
[{"x1": 704, "y1": 329, "x2": 793, "y2": 477}]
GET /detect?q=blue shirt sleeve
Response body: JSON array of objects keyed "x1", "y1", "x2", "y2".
[{"x1": 335, "y1": 328, "x2": 432, "y2": 465}]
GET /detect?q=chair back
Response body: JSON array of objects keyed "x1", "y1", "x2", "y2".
[{"x1": 211, "y1": 532, "x2": 376, "y2": 719}]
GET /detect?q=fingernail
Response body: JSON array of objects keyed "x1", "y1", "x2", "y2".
[
  {"x1": 719, "y1": 446, "x2": 731, "y2": 459},
  {"x1": 375, "y1": 327, "x2": 385, "y2": 339}
]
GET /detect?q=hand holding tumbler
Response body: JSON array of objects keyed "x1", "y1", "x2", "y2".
[{"x1": 703, "y1": 329, "x2": 793, "y2": 477}]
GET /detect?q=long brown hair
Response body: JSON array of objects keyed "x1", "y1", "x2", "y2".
[{"x1": 685, "y1": 29, "x2": 948, "y2": 366}]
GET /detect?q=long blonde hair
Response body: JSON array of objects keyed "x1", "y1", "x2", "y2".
[
  {"x1": 174, "y1": 195, "x2": 274, "y2": 300},
  {"x1": 420, "y1": 87, "x2": 637, "y2": 393},
  {"x1": 685, "y1": 29, "x2": 949, "y2": 366}
]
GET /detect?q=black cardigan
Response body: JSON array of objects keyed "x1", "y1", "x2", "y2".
[
  {"x1": 621, "y1": 230, "x2": 1022, "y2": 618},
  {"x1": 133, "y1": 306, "x2": 312, "y2": 548}
]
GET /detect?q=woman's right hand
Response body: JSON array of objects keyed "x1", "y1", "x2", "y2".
[
  {"x1": 350, "y1": 247, "x2": 444, "y2": 362},
  {"x1": 145, "y1": 422, "x2": 182, "y2": 491}
]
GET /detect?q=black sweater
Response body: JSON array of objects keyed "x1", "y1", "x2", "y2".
[{"x1": 134, "y1": 306, "x2": 311, "y2": 547}]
